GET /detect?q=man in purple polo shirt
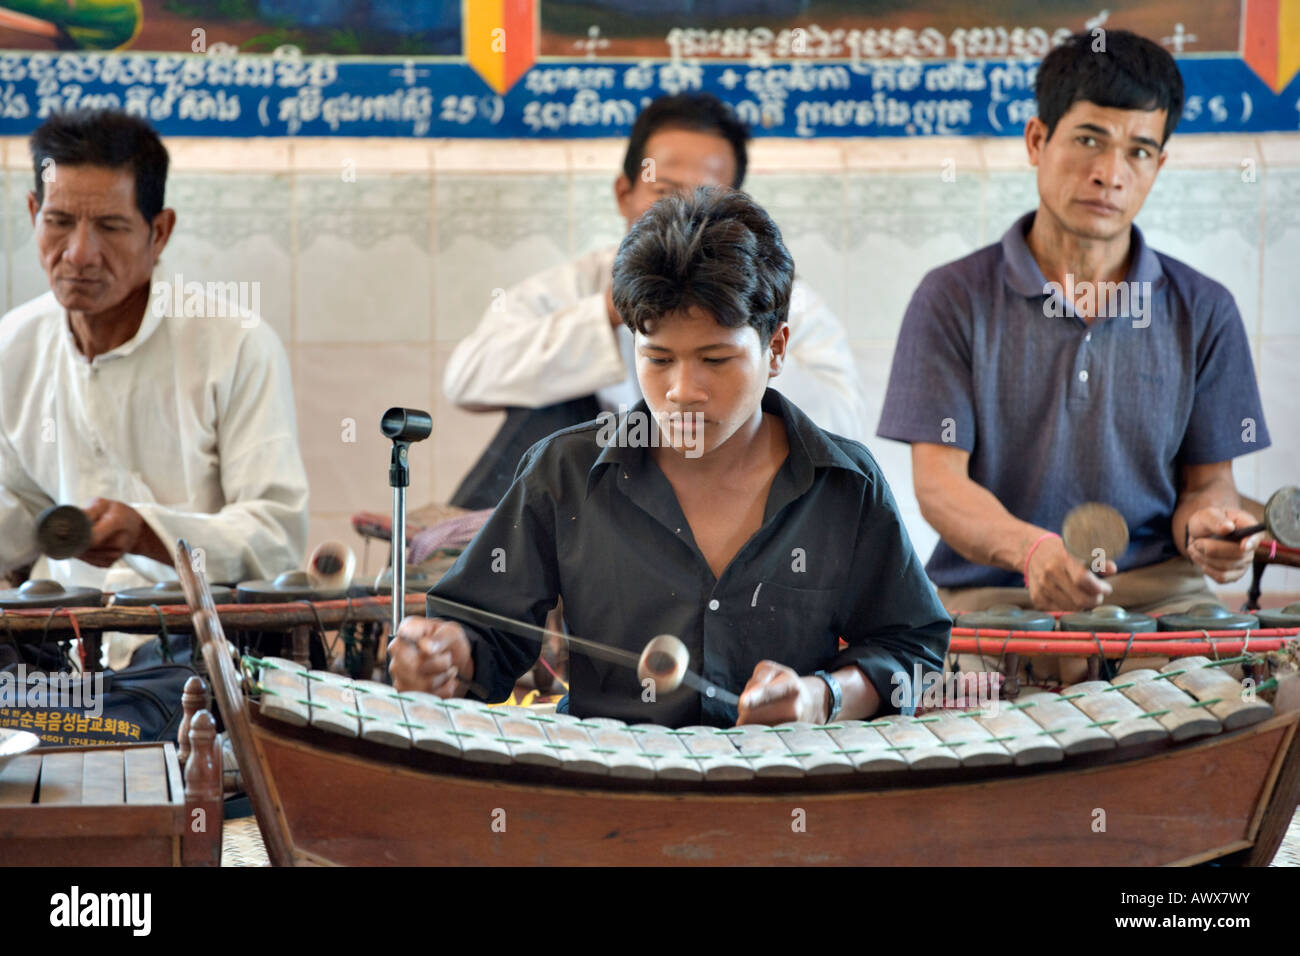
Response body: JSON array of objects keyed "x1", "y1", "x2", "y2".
[{"x1": 878, "y1": 30, "x2": 1270, "y2": 625}]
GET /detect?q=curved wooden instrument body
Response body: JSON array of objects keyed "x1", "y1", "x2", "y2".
[
  {"x1": 173, "y1": 539, "x2": 1300, "y2": 867},
  {"x1": 242, "y1": 655, "x2": 1300, "y2": 867}
]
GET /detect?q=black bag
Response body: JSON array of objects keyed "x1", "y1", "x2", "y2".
[{"x1": 0, "y1": 657, "x2": 196, "y2": 748}]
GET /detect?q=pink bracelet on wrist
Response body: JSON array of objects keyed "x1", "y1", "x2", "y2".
[{"x1": 1023, "y1": 531, "x2": 1061, "y2": 582}]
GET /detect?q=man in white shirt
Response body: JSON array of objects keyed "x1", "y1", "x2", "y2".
[
  {"x1": 0, "y1": 109, "x2": 308, "y2": 595},
  {"x1": 444, "y1": 93, "x2": 867, "y2": 508}
]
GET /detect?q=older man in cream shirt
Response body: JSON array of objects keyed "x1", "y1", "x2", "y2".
[{"x1": 0, "y1": 109, "x2": 306, "y2": 606}]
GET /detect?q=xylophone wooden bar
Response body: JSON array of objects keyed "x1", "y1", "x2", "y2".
[
  {"x1": 257, "y1": 657, "x2": 310, "y2": 727},
  {"x1": 825, "y1": 721, "x2": 910, "y2": 772},
  {"x1": 352, "y1": 680, "x2": 413, "y2": 750},
  {"x1": 1060, "y1": 681, "x2": 1169, "y2": 747},
  {"x1": 307, "y1": 670, "x2": 361, "y2": 739},
  {"x1": 81, "y1": 750, "x2": 126, "y2": 806},
  {"x1": 1112, "y1": 670, "x2": 1222, "y2": 741},
  {"x1": 539, "y1": 717, "x2": 613, "y2": 776},
  {"x1": 493, "y1": 711, "x2": 567, "y2": 769},
  {"x1": 441, "y1": 700, "x2": 511, "y2": 764},
  {"x1": 873, "y1": 716, "x2": 960, "y2": 769},
  {"x1": 1012, "y1": 691, "x2": 1116, "y2": 755},
  {"x1": 971, "y1": 706, "x2": 1064, "y2": 766},
  {"x1": 400, "y1": 692, "x2": 463, "y2": 757},
  {"x1": 1160, "y1": 656, "x2": 1275, "y2": 730},
  {"x1": 677, "y1": 725, "x2": 756, "y2": 782},
  {"x1": 774, "y1": 724, "x2": 858, "y2": 775},
  {"x1": 581, "y1": 718, "x2": 658, "y2": 779},
  {"x1": 721, "y1": 724, "x2": 813, "y2": 776},
  {"x1": 924, "y1": 710, "x2": 1013, "y2": 767},
  {"x1": 628, "y1": 724, "x2": 706, "y2": 781}
]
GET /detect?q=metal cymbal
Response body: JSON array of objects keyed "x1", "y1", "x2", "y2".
[
  {"x1": 1061, "y1": 502, "x2": 1129, "y2": 568},
  {"x1": 35, "y1": 504, "x2": 92, "y2": 560}
]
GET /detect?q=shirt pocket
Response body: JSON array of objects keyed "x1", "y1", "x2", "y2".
[{"x1": 736, "y1": 581, "x2": 840, "y2": 676}]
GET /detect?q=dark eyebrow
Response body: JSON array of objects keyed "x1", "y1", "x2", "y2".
[
  {"x1": 639, "y1": 342, "x2": 740, "y2": 354},
  {"x1": 1075, "y1": 122, "x2": 1161, "y2": 151},
  {"x1": 1074, "y1": 123, "x2": 1112, "y2": 138},
  {"x1": 95, "y1": 215, "x2": 134, "y2": 225}
]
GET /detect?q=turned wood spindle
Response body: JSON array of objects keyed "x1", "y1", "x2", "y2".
[
  {"x1": 178, "y1": 675, "x2": 208, "y2": 766},
  {"x1": 182, "y1": 709, "x2": 223, "y2": 866}
]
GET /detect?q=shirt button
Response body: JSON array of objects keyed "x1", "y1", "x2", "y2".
[
  {"x1": 708, "y1": 599, "x2": 720, "y2": 611},
  {"x1": 1078, "y1": 370, "x2": 1089, "y2": 383}
]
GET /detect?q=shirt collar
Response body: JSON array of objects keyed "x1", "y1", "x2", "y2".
[
  {"x1": 587, "y1": 388, "x2": 867, "y2": 495},
  {"x1": 1001, "y1": 210, "x2": 1165, "y2": 301},
  {"x1": 61, "y1": 264, "x2": 168, "y2": 365}
]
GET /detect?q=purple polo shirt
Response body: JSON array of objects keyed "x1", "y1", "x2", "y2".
[{"x1": 877, "y1": 211, "x2": 1271, "y2": 589}]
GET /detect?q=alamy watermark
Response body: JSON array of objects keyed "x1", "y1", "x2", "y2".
[
  {"x1": 50, "y1": 886, "x2": 150, "y2": 936},
  {"x1": 0, "y1": 665, "x2": 103, "y2": 718},
  {"x1": 1043, "y1": 274, "x2": 1152, "y2": 328},
  {"x1": 595, "y1": 404, "x2": 707, "y2": 459},
  {"x1": 890, "y1": 663, "x2": 1000, "y2": 714},
  {"x1": 151, "y1": 273, "x2": 260, "y2": 327}
]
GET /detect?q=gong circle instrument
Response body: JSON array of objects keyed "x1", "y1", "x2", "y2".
[
  {"x1": 236, "y1": 570, "x2": 349, "y2": 670},
  {"x1": 110, "y1": 581, "x2": 236, "y2": 607},
  {"x1": 1061, "y1": 503, "x2": 1129, "y2": 567},
  {"x1": 330, "y1": 566, "x2": 434, "y2": 679},
  {"x1": 1058, "y1": 604, "x2": 1158, "y2": 634},
  {"x1": 954, "y1": 605, "x2": 1055, "y2": 632},
  {"x1": 1156, "y1": 602, "x2": 1261, "y2": 632},
  {"x1": 370, "y1": 566, "x2": 432, "y2": 596},
  {"x1": 1256, "y1": 603, "x2": 1300, "y2": 629},
  {"x1": 0, "y1": 580, "x2": 105, "y2": 670},
  {"x1": 952, "y1": 605, "x2": 1054, "y2": 695},
  {"x1": 0, "y1": 580, "x2": 103, "y2": 609},
  {"x1": 236, "y1": 570, "x2": 349, "y2": 605}
]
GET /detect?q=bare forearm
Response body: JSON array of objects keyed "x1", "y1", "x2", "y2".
[
  {"x1": 831, "y1": 665, "x2": 880, "y2": 720},
  {"x1": 1173, "y1": 474, "x2": 1240, "y2": 558},
  {"x1": 917, "y1": 468, "x2": 1046, "y2": 574},
  {"x1": 132, "y1": 523, "x2": 174, "y2": 566}
]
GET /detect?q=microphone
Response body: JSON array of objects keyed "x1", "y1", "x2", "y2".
[
  {"x1": 380, "y1": 408, "x2": 433, "y2": 645},
  {"x1": 380, "y1": 407, "x2": 432, "y2": 444}
]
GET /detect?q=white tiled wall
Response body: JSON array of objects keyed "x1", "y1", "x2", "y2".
[{"x1": 4, "y1": 133, "x2": 1297, "y2": 599}]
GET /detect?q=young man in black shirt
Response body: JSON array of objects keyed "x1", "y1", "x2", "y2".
[{"x1": 390, "y1": 187, "x2": 949, "y2": 728}]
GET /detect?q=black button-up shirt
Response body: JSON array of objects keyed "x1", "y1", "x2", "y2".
[{"x1": 428, "y1": 389, "x2": 951, "y2": 728}]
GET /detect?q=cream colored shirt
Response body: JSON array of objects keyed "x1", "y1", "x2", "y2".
[
  {"x1": 0, "y1": 275, "x2": 308, "y2": 591},
  {"x1": 444, "y1": 246, "x2": 870, "y2": 441}
]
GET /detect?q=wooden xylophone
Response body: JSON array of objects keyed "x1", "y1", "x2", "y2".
[
  {"x1": 228, "y1": 648, "x2": 1300, "y2": 866},
  {"x1": 251, "y1": 654, "x2": 1278, "y2": 780},
  {"x1": 0, "y1": 676, "x2": 223, "y2": 866}
]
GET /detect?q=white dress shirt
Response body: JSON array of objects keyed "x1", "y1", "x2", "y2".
[
  {"x1": 0, "y1": 273, "x2": 309, "y2": 592},
  {"x1": 443, "y1": 246, "x2": 870, "y2": 441}
]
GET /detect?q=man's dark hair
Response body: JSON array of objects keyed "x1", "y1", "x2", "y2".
[
  {"x1": 1036, "y1": 30, "x2": 1184, "y2": 146},
  {"x1": 612, "y1": 186, "x2": 793, "y2": 346},
  {"x1": 30, "y1": 109, "x2": 170, "y2": 222},
  {"x1": 622, "y1": 93, "x2": 750, "y2": 189}
]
